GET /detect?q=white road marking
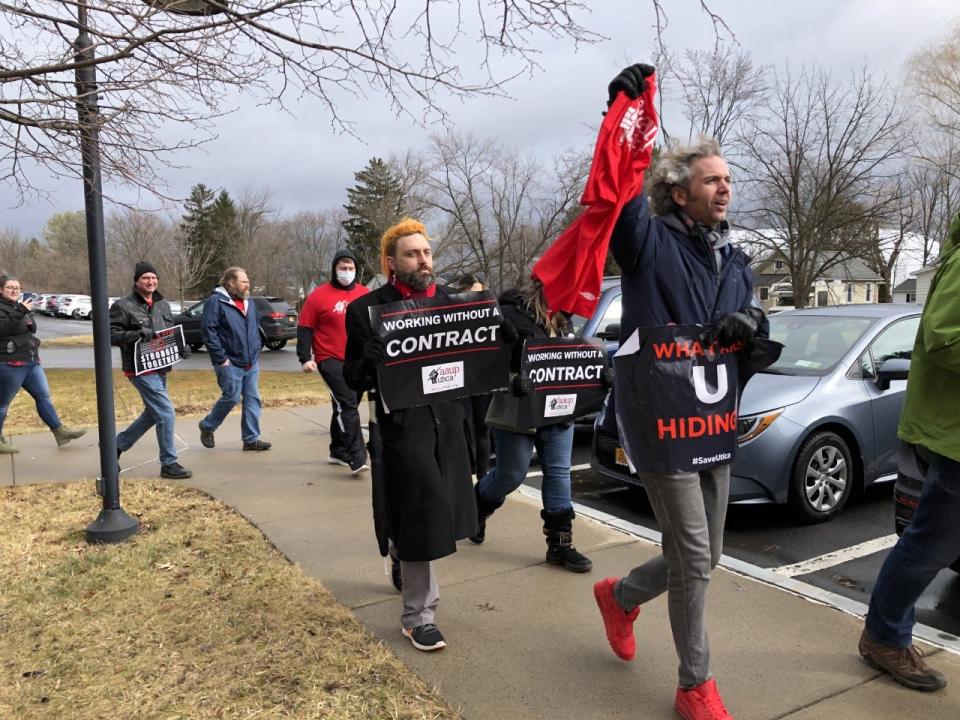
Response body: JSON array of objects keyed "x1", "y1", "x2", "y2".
[{"x1": 772, "y1": 534, "x2": 900, "y2": 578}]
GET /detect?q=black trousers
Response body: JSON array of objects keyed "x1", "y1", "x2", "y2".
[{"x1": 319, "y1": 358, "x2": 367, "y2": 469}]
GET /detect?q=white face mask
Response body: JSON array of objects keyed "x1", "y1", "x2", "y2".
[{"x1": 336, "y1": 269, "x2": 356, "y2": 286}]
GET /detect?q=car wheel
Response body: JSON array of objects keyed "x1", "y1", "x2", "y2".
[
  {"x1": 72, "y1": 309, "x2": 83, "y2": 319},
  {"x1": 790, "y1": 431, "x2": 853, "y2": 523},
  {"x1": 189, "y1": 342, "x2": 203, "y2": 352},
  {"x1": 265, "y1": 338, "x2": 287, "y2": 351}
]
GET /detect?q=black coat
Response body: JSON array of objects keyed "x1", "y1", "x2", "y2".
[
  {"x1": 343, "y1": 284, "x2": 477, "y2": 562},
  {"x1": 109, "y1": 289, "x2": 175, "y2": 373},
  {"x1": 0, "y1": 297, "x2": 39, "y2": 363}
]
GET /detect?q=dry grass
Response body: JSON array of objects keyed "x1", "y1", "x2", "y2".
[
  {"x1": 5, "y1": 369, "x2": 330, "y2": 434},
  {"x1": 0, "y1": 481, "x2": 460, "y2": 720},
  {"x1": 40, "y1": 335, "x2": 94, "y2": 348}
]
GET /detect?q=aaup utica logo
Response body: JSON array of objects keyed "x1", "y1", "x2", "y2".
[
  {"x1": 422, "y1": 361, "x2": 465, "y2": 395},
  {"x1": 544, "y1": 393, "x2": 577, "y2": 418}
]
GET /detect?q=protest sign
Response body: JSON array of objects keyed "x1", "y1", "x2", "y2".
[
  {"x1": 134, "y1": 325, "x2": 186, "y2": 376},
  {"x1": 521, "y1": 337, "x2": 609, "y2": 427},
  {"x1": 613, "y1": 324, "x2": 741, "y2": 475},
  {"x1": 369, "y1": 290, "x2": 511, "y2": 411}
]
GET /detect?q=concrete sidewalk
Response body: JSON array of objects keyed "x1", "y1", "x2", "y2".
[{"x1": 4, "y1": 405, "x2": 959, "y2": 719}]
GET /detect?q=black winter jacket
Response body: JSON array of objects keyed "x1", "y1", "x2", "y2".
[
  {"x1": 343, "y1": 283, "x2": 477, "y2": 562},
  {"x1": 109, "y1": 289, "x2": 175, "y2": 373},
  {"x1": 0, "y1": 297, "x2": 40, "y2": 363}
]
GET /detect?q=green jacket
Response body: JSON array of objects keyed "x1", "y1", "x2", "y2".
[{"x1": 898, "y1": 213, "x2": 960, "y2": 462}]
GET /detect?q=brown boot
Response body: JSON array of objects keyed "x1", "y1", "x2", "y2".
[
  {"x1": 858, "y1": 628, "x2": 947, "y2": 692},
  {"x1": 0, "y1": 434, "x2": 19, "y2": 454},
  {"x1": 52, "y1": 425, "x2": 86, "y2": 448}
]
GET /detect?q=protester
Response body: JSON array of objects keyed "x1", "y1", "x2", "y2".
[
  {"x1": 343, "y1": 218, "x2": 477, "y2": 653},
  {"x1": 197, "y1": 267, "x2": 271, "y2": 452},
  {"x1": 858, "y1": 213, "x2": 960, "y2": 692},
  {"x1": 0, "y1": 274, "x2": 86, "y2": 453},
  {"x1": 592, "y1": 64, "x2": 767, "y2": 720},
  {"x1": 470, "y1": 279, "x2": 592, "y2": 573},
  {"x1": 110, "y1": 261, "x2": 192, "y2": 478},
  {"x1": 451, "y1": 272, "x2": 494, "y2": 481},
  {"x1": 298, "y1": 249, "x2": 370, "y2": 474}
]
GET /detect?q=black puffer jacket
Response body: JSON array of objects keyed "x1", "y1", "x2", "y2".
[
  {"x1": 0, "y1": 296, "x2": 40, "y2": 363},
  {"x1": 109, "y1": 289, "x2": 175, "y2": 373},
  {"x1": 498, "y1": 288, "x2": 570, "y2": 371}
]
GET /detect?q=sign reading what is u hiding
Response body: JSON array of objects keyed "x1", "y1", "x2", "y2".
[
  {"x1": 614, "y1": 324, "x2": 742, "y2": 476},
  {"x1": 368, "y1": 290, "x2": 511, "y2": 411},
  {"x1": 521, "y1": 337, "x2": 609, "y2": 427}
]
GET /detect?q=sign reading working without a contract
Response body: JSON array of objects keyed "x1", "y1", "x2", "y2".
[
  {"x1": 521, "y1": 337, "x2": 609, "y2": 427},
  {"x1": 368, "y1": 290, "x2": 511, "y2": 411},
  {"x1": 134, "y1": 325, "x2": 186, "y2": 376}
]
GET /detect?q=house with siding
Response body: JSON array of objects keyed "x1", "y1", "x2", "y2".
[{"x1": 752, "y1": 254, "x2": 884, "y2": 313}]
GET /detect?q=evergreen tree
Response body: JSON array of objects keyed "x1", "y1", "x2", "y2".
[
  {"x1": 181, "y1": 184, "x2": 238, "y2": 295},
  {"x1": 342, "y1": 157, "x2": 407, "y2": 281}
]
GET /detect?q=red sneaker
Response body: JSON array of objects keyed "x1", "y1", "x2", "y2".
[
  {"x1": 593, "y1": 577, "x2": 640, "y2": 660},
  {"x1": 675, "y1": 678, "x2": 733, "y2": 720}
]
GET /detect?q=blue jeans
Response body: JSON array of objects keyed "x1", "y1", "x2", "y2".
[
  {"x1": 0, "y1": 362, "x2": 61, "y2": 433},
  {"x1": 118, "y1": 372, "x2": 178, "y2": 466},
  {"x1": 866, "y1": 450, "x2": 960, "y2": 647},
  {"x1": 477, "y1": 424, "x2": 574, "y2": 512},
  {"x1": 199, "y1": 364, "x2": 261, "y2": 444}
]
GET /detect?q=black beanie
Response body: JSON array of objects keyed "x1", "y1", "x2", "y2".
[{"x1": 134, "y1": 261, "x2": 158, "y2": 282}]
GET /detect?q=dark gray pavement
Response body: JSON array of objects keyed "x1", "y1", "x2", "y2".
[{"x1": 3, "y1": 405, "x2": 960, "y2": 719}]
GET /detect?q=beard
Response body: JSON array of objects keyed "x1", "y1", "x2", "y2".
[
  {"x1": 396, "y1": 267, "x2": 434, "y2": 291},
  {"x1": 228, "y1": 284, "x2": 250, "y2": 299}
]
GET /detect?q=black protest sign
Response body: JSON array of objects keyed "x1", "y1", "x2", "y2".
[
  {"x1": 134, "y1": 325, "x2": 186, "y2": 375},
  {"x1": 521, "y1": 337, "x2": 609, "y2": 427},
  {"x1": 368, "y1": 290, "x2": 511, "y2": 411},
  {"x1": 614, "y1": 324, "x2": 741, "y2": 475}
]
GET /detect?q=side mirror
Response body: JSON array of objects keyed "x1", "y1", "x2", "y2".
[
  {"x1": 876, "y1": 358, "x2": 910, "y2": 391},
  {"x1": 597, "y1": 322, "x2": 620, "y2": 340}
]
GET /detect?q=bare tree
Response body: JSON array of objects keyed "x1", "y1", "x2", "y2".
[
  {"x1": 0, "y1": 1, "x2": 602, "y2": 202},
  {"x1": 907, "y1": 23, "x2": 960, "y2": 140},
  {"x1": 736, "y1": 65, "x2": 908, "y2": 307},
  {"x1": 156, "y1": 217, "x2": 216, "y2": 307},
  {"x1": 672, "y1": 45, "x2": 769, "y2": 145},
  {"x1": 278, "y1": 209, "x2": 346, "y2": 301}
]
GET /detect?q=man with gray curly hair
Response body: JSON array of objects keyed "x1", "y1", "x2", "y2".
[{"x1": 592, "y1": 64, "x2": 767, "y2": 720}]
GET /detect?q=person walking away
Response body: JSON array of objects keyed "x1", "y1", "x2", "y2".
[
  {"x1": 857, "y1": 212, "x2": 960, "y2": 692},
  {"x1": 0, "y1": 274, "x2": 85, "y2": 453},
  {"x1": 592, "y1": 64, "x2": 767, "y2": 720},
  {"x1": 297, "y1": 249, "x2": 370, "y2": 474},
  {"x1": 197, "y1": 267, "x2": 271, "y2": 452},
  {"x1": 343, "y1": 218, "x2": 477, "y2": 653},
  {"x1": 471, "y1": 279, "x2": 592, "y2": 573},
  {"x1": 110, "y1": 262, "x2": 192, "y2": 478}
]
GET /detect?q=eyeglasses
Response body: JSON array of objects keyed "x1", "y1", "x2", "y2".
[{"x1": 3, "y1": 286, "x2": 21, "y2": 292}]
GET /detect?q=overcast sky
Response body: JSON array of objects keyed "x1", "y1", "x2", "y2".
[{"x1": 3, "y1": 0, "x2": 958, "y2": 238}]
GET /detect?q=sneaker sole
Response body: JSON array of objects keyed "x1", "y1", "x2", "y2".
[
  {"x1": 402, "y1": 628, "x2": 445, "y2": 652},
  {"x1": 327, "y1": 457, "x2": 349, "y2": 467},
  {"x1": 859, "y1": 651, "x2": 946, "y2": 692},
  {"x1": 594, "y1": 581, "x2": 635, "y2": 661},
  {"x1": 546, "y1": 554, "x2": 593, "y2": 573}
]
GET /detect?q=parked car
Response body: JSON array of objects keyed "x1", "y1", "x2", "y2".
[
  {"x1": 893, "y1": 440, "x2": 960, "y2": 573},
  {"x1": 68, "y1": 295, "x2": 93, "y2": 319},
  {"x1": 38, "y1": 294, "x2": 59, "y2": 316},
  {"x1": 56, "y1": 294, "x2": 83, "y2": 318},
  {"x1": 591, "y1": 299, "x2": 923, "y2": 522},
  {"x1": 175, "y1": 296, "x2": 298, "y2": 351}
]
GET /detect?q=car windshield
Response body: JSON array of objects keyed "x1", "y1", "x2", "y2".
[
  {"x1": 570, "y1": 314, "x2": 589, "y2": 336},
  {"x1": 765, "y1": 314, "x2": 875, "y2": 377}
]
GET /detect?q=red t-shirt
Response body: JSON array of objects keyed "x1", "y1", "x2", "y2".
[{"x1": 298, "y1": 283, "x2": 369, "y2": 362}]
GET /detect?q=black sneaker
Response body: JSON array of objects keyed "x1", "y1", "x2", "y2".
[
  {"x1": 402, "y1": 624, "x2": 445, "y2": 652},
  {"x1": 199, "y1": 421, "x2": 215, "y2": 449},
  {"x1": 243, "y1": 440, "x2": 272, "y2": 452},
  {"x1": 161, "y1": 463, "x2": 193, "y2": 479}
]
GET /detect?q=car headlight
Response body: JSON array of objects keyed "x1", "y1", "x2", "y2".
[{"x1": 737, "y1": 409, "x2": 783, "y2": 444}]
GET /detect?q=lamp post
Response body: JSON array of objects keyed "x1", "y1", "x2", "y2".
[{"x1": 75, "y1": 3, "x2": 139, "y2": 543}]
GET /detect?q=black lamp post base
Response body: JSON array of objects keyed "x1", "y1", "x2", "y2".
[{"x1": 86, "y1": 507, "x2": 139, "y2": 544}]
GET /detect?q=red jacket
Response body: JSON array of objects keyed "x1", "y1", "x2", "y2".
[{"x1": 298, "y1": 282, "x2": 369, "y2": 362}]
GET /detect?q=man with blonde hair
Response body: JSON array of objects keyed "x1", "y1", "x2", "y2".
[
  {"x1": 198, "y1": 267, "x2": 271, "y2": 452},
  {"x1": 343, "y1": 219, "x2": 477, "y2": 652}
]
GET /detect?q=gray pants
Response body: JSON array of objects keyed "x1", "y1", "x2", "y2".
[
  {"x1": 614, "y1": 464, "x2": 730, "y2": 688},
  {"x1": 400, "y1": 560, "x2": 439, "y2": 629}
]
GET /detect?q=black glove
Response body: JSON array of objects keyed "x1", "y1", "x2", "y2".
[
  {"x1": 509, "y1": 373, "x2": 533, "y2": 397},
  {"x1": 180, "y1": 344, "x2": 192, "y2": 359},
  {"x1": 499, "y1": 318, "x2": 520, "y2": 346},
  {"x1": 363, "y1": 335, "x2": 387, "y2": 368},
  {"x1": 139, "y1": 327, "x2": 155, "y2": 341},
  {"x1": 607, "y1": 63, "x2": 655, "y2": 107},
  {"x1": 708, "y1": 312, "x2": 760, "y2": 347},
  {"x1": 601, "y1": 367, "x2": 615, "y2": 387}
]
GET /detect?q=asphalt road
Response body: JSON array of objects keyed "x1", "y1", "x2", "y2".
[{"x1": 36, "y1": 314, "x2": 960, "y2": 640}]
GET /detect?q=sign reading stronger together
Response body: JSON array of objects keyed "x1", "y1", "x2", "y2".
[{"x1": 368, "y1": 290, "x2": 511, "y2": 411}]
